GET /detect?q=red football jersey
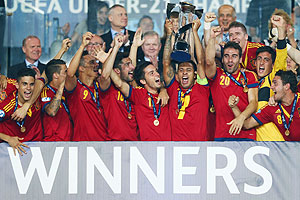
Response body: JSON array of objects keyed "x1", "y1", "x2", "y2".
[
  {"x1": 166, "y1": 78, "x2": 210, "y2": 141},
  {"x1": 66, "y1": 80, "x2": 107, "y2": 141},
  {"x1": 128, "y1": 86, "x2": 171, "y2": 141},
  {"x1": 253, "y1": 93, "x2": 300, "y2": 141},
  {"x1": 0, "y1": 78, "x2": 17, "y2": 103},
  {"x1": 0, "y1": 91, "x2": 43, "y2": 141},
  {"x1": 209, "y1": 67, "x2": 258, "y2": 140},
  {"x1": 41, "y1": 85, "x2": 74, "y2": 141},
  {"x1": 100, "y1": 84, "x2": 139, "y2": 140},
  {"x1": 241, "y1": 41, "x2": 264, "y2": 72}
]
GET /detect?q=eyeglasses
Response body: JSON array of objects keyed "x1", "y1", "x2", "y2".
[{"x1": 87, "y1": 42, "x2": 104, "y2": 46}]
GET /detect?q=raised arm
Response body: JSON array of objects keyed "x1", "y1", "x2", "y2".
[
  {"x1": 65, "y1": 32, "x2": 93, "y2": 91},
  {"x1": 96, "y1": 35, "x2": 123, "y2": 90},
  {"x1": 110, "y1": 70, "x2": 130, "y2": 97},
  {"x1": 192, "y1": 18, "x2": 205, "y2": 79},
  {"x1": 53, "y1": 38, "x2": 71, "y2": 59},
  {"x1": 205, "y1": 26, "x2": 221, "y2": 79},
  {"x1": 129, "y1": 27, "x2": 144, "y2": 67},
  {"x1": 163, "y1": 19, "x2": 175, "y2": 86},
  {"x1": 203, "y1": 12, "x2": 216, "y2": 47},
  {"x1": 44, "y1": 80, "x2": 66, "y2": 117}
]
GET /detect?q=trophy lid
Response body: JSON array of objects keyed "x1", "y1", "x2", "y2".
[{"x1": 180, "y1": 2, "x2": 195, "y2": 13}]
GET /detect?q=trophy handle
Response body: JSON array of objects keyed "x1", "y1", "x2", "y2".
[
  {"x1": 195, "y1": 9, "x2": 203, "y2": 19},
  {"x1": 166, "y1": 3, "x2": 176, "y2": 19},
  {"x1": 178, "y1": 23, "x2": 192, "y2": 35}
]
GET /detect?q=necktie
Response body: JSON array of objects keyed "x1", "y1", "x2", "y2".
[
  {"x1": 28, "y1": 64, "x2": 41, "y2": 78},
  {"x1": 223, "y1": 33, "x2": 229, "y2": 43}
]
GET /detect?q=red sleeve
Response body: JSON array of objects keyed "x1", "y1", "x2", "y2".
[
  {"x1": 252, "y1": 105, "x2": 275, "y2": 125},
  {"x1": 127, "y1": 86, "x2": 146, "y2": 105}
]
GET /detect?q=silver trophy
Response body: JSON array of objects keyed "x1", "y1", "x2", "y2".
[{"x1": 167, "y1": 2, "x2": 203, "y2": 62}]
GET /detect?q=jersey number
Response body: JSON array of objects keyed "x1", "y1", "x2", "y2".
[
  {"x1": 117, "y1": 91, "x2": 124, "y2": 102},
  {"x1": 277, "y1": 115, "x2": 282, "y2": 124},
  {"x1": 220, "y1": 76, "x2": 230, "y2": 86}
]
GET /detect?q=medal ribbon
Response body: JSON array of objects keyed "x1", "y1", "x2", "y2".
[
  {"x1": 46, "y1": 84, "x2": 71, "y2": 115},
  {"x1": 124, "y1": 99, "x2": 132, "y2": 114},
  {"x1": 278, "y1": 93, "x2": 298, "y2": 132},
  {"x1": 147, "y1": 92, "x2": 161, "y2": 120},
  {"x1": 77, "y1": 79, "x2": 100, "y2": 110},
  {"x1": 14, "y1": 92, "x2": 26, "y2": 129},
  {"x1": 224, "y1": 70, "x2": 248, "y2": 88},
  {"x1": 177, "y1": 86, "x2": 193, "y2": 110},
  {"x1": 258, "y1": 77, "x2": 265, "y2": 89}
]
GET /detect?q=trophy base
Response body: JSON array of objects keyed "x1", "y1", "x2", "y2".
[{"x1": 171, "y1": 51, "x2": 191, "y2": 62}]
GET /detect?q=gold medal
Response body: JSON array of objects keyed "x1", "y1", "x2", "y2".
[
  {"x1": 154, "y1": 119, "x2": 159, "y2": 126},
  {"x1": 210, "y1": 105, "x2": 215, "y2": 113},
  {"x1": 128, "y1": 113, "x2": 132, "y2": 119},
  {"x1": 285, "y1": 129, "x2": 290, "y2": 136},
  {"x1": 20, "y1": 126, "x2": 26, "y2": 133},
  {"x1": 98, "y1": 109, "x2": 101, "y2": 114},
  {"x1": 243, "y1": 86, "x2": 249, "y2": 93}
]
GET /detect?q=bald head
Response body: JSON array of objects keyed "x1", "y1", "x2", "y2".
[{"x1": 218, "y1": 4, "x2": 236, "y2": 31}]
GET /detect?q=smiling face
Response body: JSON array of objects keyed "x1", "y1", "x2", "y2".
[
  {"x1": 142, "y1": 34, "x2": 161, "y2": 59},
  {"x1": 141, "y1": 64, "x2": 162, "y2": 93},
  {"x1": 229, "y1": 27, "x2": 248, "y2": 51},
  {"x1": 176, "y1": 62, "x2": 196, "y2": 89},
  {"x1": 119, "y1": 57, "x2": 135, "y2": 82},
  {"x1": 218, "y1": 5, "x2": 236, "y2": 31},
  {"x1": 16, "y1": 76, "x2": 35, "y2": 103},
  {"x1": 222, "y1": 47, "x2": 241, "y2": 74},
  {"x1": 22, "y1": 37, "x2": 42, "y2": 63},
  {"x1": 97, "y1": 6, "x2": 108, "y2": 25},
  {"x1": 82, "y1": 55, "x2": 100, "y2": 78},
  {"x1": 256, "y1": 51, "x2": 273, "y2": 79},
  {"x1": 108, "y1": 6, "x2": 128, "y2": 31},
  {"x1": 86, "y1": 35, "x2": 105, "y2": 54},
  {"x1": 271, "y1": 75, "x2": 287, "y2": 102}
]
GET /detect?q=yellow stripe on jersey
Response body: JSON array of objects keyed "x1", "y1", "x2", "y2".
[{"x1": 3, "y1": 99, "x2": 16, "y2": 112}]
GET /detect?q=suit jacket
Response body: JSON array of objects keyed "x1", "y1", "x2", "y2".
[
  {"x1": 101, "y1": 29, "x2": 135, "y2": 53},
  {"x1": 8, "y1": 61, "x2": 46, "y2": 79}
]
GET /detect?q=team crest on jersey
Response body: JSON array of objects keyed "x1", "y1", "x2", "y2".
[
  {"x1": 0, "y1": 91, "x2": 7, "y2": 103},
  {"x1": 0, "y1": 110, "x2": 5, "y2": 118},
  {"x1": 275, "y1": 109, "x2": 281, "y2": 114},
  {"x1": 41, "y1": 97, "x2": 51, "y2": 102}
]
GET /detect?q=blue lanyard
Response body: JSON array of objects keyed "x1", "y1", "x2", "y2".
[
  {"x1": 14, "y1": 92, "x2": 26, "y2": 128},
  {"x1": 147, "y1": 92, "x2": 161, "y2": 119},
  {"x1": 258, "y1": 77, "x2": 265, "y2": 89},
  {"x1": 278, "y1": 94, "x2": 298, "y2": 132},
  {"x1": 77, "y1": 79, "x2": 100, "y2": 109},
  {"x1": 124, "y1": 99, "x2": 132, "y2": 114},
  {"x1": 177, "y1": 86, "x2": 193, "y2": 110},
  {"x1": 46, "y1": 84, "x2": 70, "y2": 115},
  {"x1": 224, "y1": 70, "x2": 248, "y2": 88}
]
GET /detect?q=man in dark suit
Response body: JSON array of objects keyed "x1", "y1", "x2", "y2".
[
  {"x1": 8, "y1": 35, "x2": 46, "y2": 79},
  {"x1": 137, "y1": 31, "x2": 163, "y2": 77},
  {"x1": 101, "y1": 4, "x2": 135, "y2": 53}
]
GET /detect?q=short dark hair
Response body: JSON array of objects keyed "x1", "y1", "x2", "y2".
[
  {"x1": 275, "y1": 70, "x2": 298, "y2": 93},
  {"x1": 113, "y1": 52, "x2": 130, "y2": 70},
  {"x1": 228, "y1": 21, "x2": 247, "y2": 34},
  {"x1": 134, "y1": 61, "x2": 152, "y2": 87},
  {"x1": 178, "y1": 60, "x2": 197, "y2": 72},
  {"x1": 17, "y1": 68, "x2": 36, "y2": 82},
  {"x1": 45, "y1": 59, "x2": 66, "y2": 83},
  {"x1": 223, "y1": 41, "x2": 242, "y2": 58},
  {"x1": 256, "y1": 46, "x2": 276, "y2": 64}
]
